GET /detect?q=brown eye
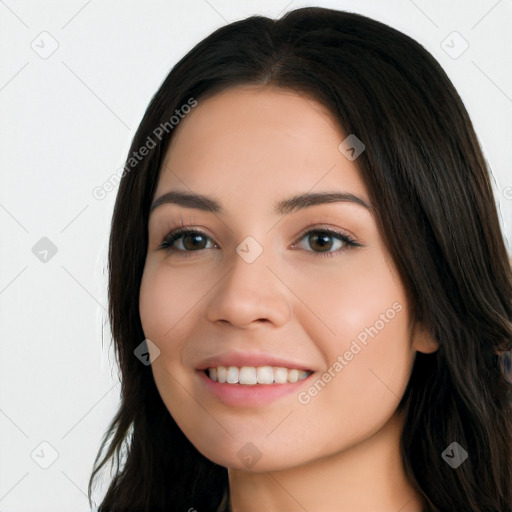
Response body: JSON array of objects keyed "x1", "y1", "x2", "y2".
[
  {"x1": 294, "y1": 228, "x2": 359, "y2": 256},
  {"x1": 307, "y1": 232, "x2": 337, "y2": 252},
  {"x1": 292, "y1": 228, "x2": 362, "y2": 258},
  {"x1": 180, "y1": 232, "x2": 209, "y2": 250},
  {"x1": 160, "y1": 229, "x2": 215, "y2": 253}
]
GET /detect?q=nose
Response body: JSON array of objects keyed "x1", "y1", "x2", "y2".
[{"x1": 205, "y1": 247, "x2": 292, "y2": 329}]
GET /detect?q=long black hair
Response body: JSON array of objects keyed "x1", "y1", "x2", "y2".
[{"x1": 88, "y1": 7, "x2": 512, "y2": 511}]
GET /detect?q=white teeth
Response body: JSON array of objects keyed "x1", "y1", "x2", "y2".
[
  {"x1": 239, "y1": 367, "x2": 257, "y2": 385},
  {"x1": 273, "y1": 367, "x2": 288, "y2": 384},
  {"x1": 288, "y1": 369, "x2": 299, "y2": 383},
  {"x1": 226, "y1": 366, "x2": 238, "y2": 384},
  {"x1": 206, "y1": 365, "x2": 312, "y2": 385},
  {"x1": 256, "y1": 366, "x2": 274, "y2": 384},
  {"x1": 217, "y1": 366, "x2": 227, "y2": 383}
]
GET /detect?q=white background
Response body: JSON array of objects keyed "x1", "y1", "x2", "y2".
[{"x1": 1, "y1": 0, "x2": 511, "y2": 510}]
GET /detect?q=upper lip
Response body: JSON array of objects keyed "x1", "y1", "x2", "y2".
[{"x1": 196, "y1": 351, "x2": 314, "y2": 372}]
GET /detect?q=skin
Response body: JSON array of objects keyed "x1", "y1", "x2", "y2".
[{"x1": 139, "y1": 85, "x2": 439, "y2": 512}]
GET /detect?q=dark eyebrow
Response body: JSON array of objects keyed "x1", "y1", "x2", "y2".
[
  {"x1": 149, "y1": 190, "x2": 372, "y2": 216},
  {"x1": 275, "y1": 191, "x2": 372, "y2": 215},
  {"x1": 150, "y1": 191, "x2": 221, "y2": 214}
]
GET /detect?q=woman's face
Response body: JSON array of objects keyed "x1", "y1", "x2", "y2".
[{"x1": 139, "y1": 85, "x2": 435, "y2": 471}]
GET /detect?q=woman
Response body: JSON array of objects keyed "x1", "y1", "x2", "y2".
[{"x1": 88, "y1": 7, "x2": 512, "y2": 511}]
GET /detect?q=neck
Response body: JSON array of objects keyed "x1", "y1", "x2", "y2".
[{"x1": 227, "y1": 411, "x2": 425, "y2": 512}]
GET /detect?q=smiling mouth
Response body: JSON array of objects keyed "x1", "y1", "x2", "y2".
[{"x1": 204, "y1": 365, "x2": 313, "y2": 385}]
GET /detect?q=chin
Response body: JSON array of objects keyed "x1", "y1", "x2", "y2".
[{"x1": 197, "y1": 441, "x2": 312, "y2": 473}]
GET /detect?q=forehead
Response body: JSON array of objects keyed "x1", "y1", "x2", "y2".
[{"x1": 156, "y1": 85, "x2": 368, "y2": 204}]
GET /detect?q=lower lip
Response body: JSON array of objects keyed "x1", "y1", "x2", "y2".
[{"x1": 198, "y1": 370, "x2": 315, "y2": 407}]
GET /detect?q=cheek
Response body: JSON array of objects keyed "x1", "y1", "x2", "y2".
[
  {"x1": 139, "y1": 262, "x2": 205, "y2": 343},
  {"x1": 139, "y1": 265, "x2": 200, "y2": 414},
  {"x1": 289, "y1": 253, "x2": 413, "y2": 433},
  {"x1": 295, "y1": 317, "x2": 413, "y2": 460},
  {"x1": 139, "y1": 268, "x2": 174, "y2": 341},
  {"x1": 286, "y1": 250, "x2": 409, "y2": 353}
]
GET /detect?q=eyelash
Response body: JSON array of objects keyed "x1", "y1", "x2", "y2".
[{"x1": 158, "y1": 226, "x2": 361, "y2": 258}]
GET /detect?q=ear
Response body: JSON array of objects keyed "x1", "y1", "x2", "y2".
[{"x1": 411, "y1": 322, "x2": 439, "y2": 354}]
